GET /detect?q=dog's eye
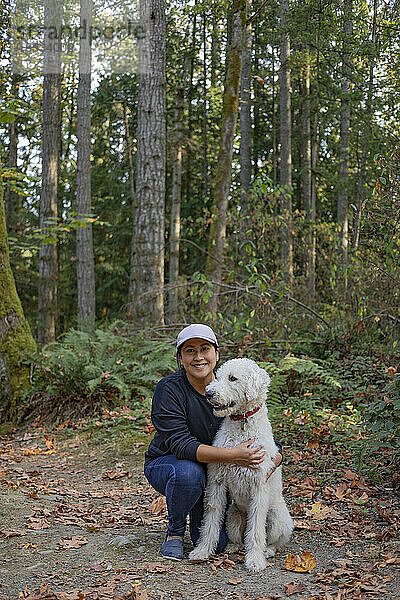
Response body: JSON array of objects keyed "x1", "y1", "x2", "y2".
[{"x1": 228, "y1": 374, "x2": 238, "y2": 382}]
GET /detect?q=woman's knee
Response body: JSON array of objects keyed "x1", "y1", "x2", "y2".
[{"x1": 173, "y1": 460, "x2": 206, "y2": 490}]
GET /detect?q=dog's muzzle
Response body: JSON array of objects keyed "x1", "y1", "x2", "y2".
[
  {"x1": 206, "y1": 388, "x2": 235, "y2": 411},
  {"x1": 205, "y1": 389, "x2": 216, "y2": 400}
]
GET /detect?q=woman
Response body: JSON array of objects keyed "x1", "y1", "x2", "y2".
[{"x1": 144, "y1": 324, "x2": 282, "y2": 560}]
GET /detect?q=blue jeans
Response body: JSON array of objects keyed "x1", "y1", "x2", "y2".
[{"x1": 144, "y1": 455, "x2": 228, "y2": 552}]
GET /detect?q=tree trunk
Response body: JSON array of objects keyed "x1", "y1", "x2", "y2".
[
  {"x1": 301, "y1": 47, "x2": 314, "y2": 302},
  {"x1": 337, "y1": 0, "x2": 353, "y2": 289},
  {"x1": 210, "y1": 4, "x2": 220, "y2": 88},
  {"x1": 202, "y1": 11, "x2": 209, "y2": 198},
  {"x1": 239, "y1": 0, "x2": 252, "y2": 215},
  {"x1": 37, "y1": 0, "x2": 62, "y2": 344},
  {"x1": 279, "y1": 0, "x2": 293, "y2": 287},
  {"x1": 5, "y1": 73, "x2": 20, "y2": 236},
  {"x1": 129, "y1": 0, "x2": 166, "y2": 325},
  {"x1": 0, "y1": 169, "x2": 37, "y2": 411},
  {"x1": 121, "y1": 100, "x2": 136, "y2": 217},
  {"x1": 206, "y1": 0, "x2": 247, "y2": 314},
  {"x1": 185, "y1": 11, "x2": 198, "y2": 207},
  {"x1": 76, "y1": 0, "x2": 95, "y2": 330},
  {"x1": 310, "y1": 33, "x2": 320, "y2": 306},
  {"x1": 253, "y1": 20, "x2": 260, "y2": 180},
  {"x1": 353, "y1": 0, "x2": 377, "y2": 250},
  {"x1": 168, "y1": 61, "x2": 187, "y2": 323},
  {"x1": 271, "y1": 47, "x2": 277, "y2": 188}
]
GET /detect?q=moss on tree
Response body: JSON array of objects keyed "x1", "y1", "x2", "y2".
[
  {"x1": 206, "y1": 0, "x2": 246, "y2": 309},
  {"x1": 0, "y1": 168, "x2": 36, "y2": 414}
]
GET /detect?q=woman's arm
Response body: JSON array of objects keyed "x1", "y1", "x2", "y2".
[{"x1": 196, "y1": 439, "x2": 266, "y2": 470}]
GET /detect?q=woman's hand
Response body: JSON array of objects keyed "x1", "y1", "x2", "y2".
[
  {"x1": 265, "y1": 452, "x2": 283, "y2": 482},
  {"x1": 229, "y1": 438, "x2": 265, "y2": 469}
]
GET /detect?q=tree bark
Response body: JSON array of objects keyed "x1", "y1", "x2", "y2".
[
  {"x1": 279, "y1": 0, "x2": 293, "y2": 287},
  {"x1": 0, "y1": 169, "x2": 36, "y2": 411},
  {"x1": 310, "y1": 37, "x2": 320, "y2": 306},
  {"x1": 5, "y1": 73, "x2": 20, "y2": 236},
  {"x1": 206, "y1": 0, "x2": 247, "y2": 314},
  {"x1": 37, "y1": 0, "x2": 62, "y2": 344},
  {"x1": 129, "y1": 0, "x2": 166, "y2": 325},
  {"x1": 185, "y1": 10, "x2": 198, "y2": 207},
  {"x1": 76, "y1": 0, "x2": 95, "y2": 330},
  {"x1": 353, "y1": 0, "x2": 377, "y2": 250},
  {"x1": 337, "y1": 0, "x2": 353, "y2": 289},
  {"x1": 168, "y1": 60, "x2": 188, "y2": 323},
  {"x1": 253, "y1": 20, "x2": 260, "y2": 180},
  {"x1": 301, "y1": 46, "x2": 314, "y2": 302},
  {"x1": 210, "y1": 4, "x2": 220, "y2": 88},
  {"x1": 202, "y1": 11, "x2": 209, "y2": 198},
  {"x1": 239, "y1": 0, "x2": 252, "y2": 215},
  {"x1": 120, "y1": 100, "x2": 136, "y2": 217}
]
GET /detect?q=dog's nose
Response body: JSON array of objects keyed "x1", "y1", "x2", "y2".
[{"x1": 205, "y1": 389, "x2": 215, "y2": 399}]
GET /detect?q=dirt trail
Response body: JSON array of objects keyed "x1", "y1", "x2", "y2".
[{"x1": 0, "y1": 429, "x2": 399, "y2": 600}]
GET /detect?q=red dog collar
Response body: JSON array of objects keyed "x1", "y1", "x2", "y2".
[{"x1": 230, "y1": 403, "x2": 263, "y2": 422}]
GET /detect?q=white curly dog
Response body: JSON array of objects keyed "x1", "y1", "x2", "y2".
[{"x1": 189, "y1": 358, "x2": 293, "y2": 572}]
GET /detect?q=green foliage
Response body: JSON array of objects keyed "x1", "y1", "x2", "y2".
[
  {"x1": 260, "y1": 355, "x2": 341, "y2": 410},
  {"x1": 360, "y1": 372, "x2": 400, "y2": 464},
  {"x1": 27, "y1": 322, "x2": 176, "y2": 405}
]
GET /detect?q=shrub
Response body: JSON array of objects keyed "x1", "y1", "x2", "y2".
[
  {"x1": 260, "y1": 355, "x2": 341, "y2": 410},
  {"x1": 361, "y1": 372, "x2": 400, "y2": 464},
  {"x1": 27, "y1": 322, "x2": 176, "y2": 406}
]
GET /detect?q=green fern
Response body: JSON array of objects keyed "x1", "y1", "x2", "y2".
[
  {"x1": 28, "y1": 322, "x2": 176, "y2": 405},
  {"x1": 259, "y1": 356, "x2": 341, "y2": 409}
]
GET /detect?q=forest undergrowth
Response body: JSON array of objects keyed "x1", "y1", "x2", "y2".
[
  {"x1": 0, "y1": 322, "x2": 399, "y2": 599},
  {"x1": 0, "y1": 397, "x2": 399, "y2": 600}
]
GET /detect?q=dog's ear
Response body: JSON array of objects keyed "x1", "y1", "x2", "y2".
[
  {"x1": 257, "y1": 365, "x2": 271, "y2": 396},
  {"x1": 247, "y1": 364, "x2": 271, "y2": 400}
]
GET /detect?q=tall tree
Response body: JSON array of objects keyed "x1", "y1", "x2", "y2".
[
  {"x1": 301, "y1": 45, "x2": 314, "y2": 302},
  {"x1": 206, "y1": 0, "x2": 247, "y2": 313},
  {"x1": 37, "y1": 0, "x2": 62, "y2": 343},
  {"x1": 336, "y1": 0, "x2": 353, "y2": 288},
  {"x1": 353, "y1": 0, "x2": 377, "y2": 250},
  {"x1": 76, "y1": 0, "x2": 95, "y2": 329},
  {"x1": 0, "y1": 168, "x2": 36, "y2": 409},
  {"x1": 168, "y1": 60, "x2": 188, "y2": 322},
  {"x1": 129, "y1": 0, "x2": 166, "y2": 325},
  {"x1": 279, "y1": 0, "x2": 293, "y2": 287},
  {"x1": 239, "y1": 0, "x2": 252, "y2": 215},
  {"x1": 202, "y1": 11, "x2": 209, "y2": 198},
  {"x1": 5, "y1": 74, "x2": 20, "y2": 235}
]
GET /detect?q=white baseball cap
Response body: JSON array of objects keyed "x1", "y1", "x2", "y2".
[{"x1": 176, "y1": 324, "x2": 218, "y2": 351}]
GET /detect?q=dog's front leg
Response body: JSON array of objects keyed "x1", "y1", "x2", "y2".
[
  {"x1": 244, "y1": 489, "x2": 269, "y2": 571},
  {"x1": 189, "y1": 466, "x2": 227, "y2": 561}
]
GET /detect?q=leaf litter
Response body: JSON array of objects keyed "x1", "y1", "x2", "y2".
[{"x1": 0, "y1": 415, "x2": 399, "y2": 600}]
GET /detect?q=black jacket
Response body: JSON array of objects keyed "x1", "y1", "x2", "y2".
[{"x1": 144, "y1": 369, "x2": 282, "y2": 467}]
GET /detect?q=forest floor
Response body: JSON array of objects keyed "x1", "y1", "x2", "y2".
[{"x1": 0, "y1": 409, "x2": 399, "y2": 600}]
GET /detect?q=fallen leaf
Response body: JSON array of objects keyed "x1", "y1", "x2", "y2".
[
  {"x1": 228, "y1": 578, "x2": 243, "y2": 585},
  {"x1": 44, "y1": 435, "x2": 56, "y2": 450},
  {"x1": 58, "y1": 536, "x2": 88, "y2": 549},
  {"x1": 21, "y1": 448, "x2": 42, "y2": 456},
  {"x1": 284, "y1": 582, "x2": 305, "y2": 596},
  {"x1": 151, "y1": 496, "x2": 167, "y2": 515},
  {"x1": 283, "y1": 551, "x2": 317, "y2": 573},
  {"x1": 1, "y1": 529, "x2": 26, "y2": 538},
  {"x1": 144, "y1": 562, "x2": 171, "y2": 573},
  {"x1": 102, "y1": 469, "x2": 129, "y2": 480},
  {"x1": 26, "y1": 519, "x2": 51, "y2": 530},
  {"x1": 306, "y1": 502, "x2": 331, "y2": 520}
]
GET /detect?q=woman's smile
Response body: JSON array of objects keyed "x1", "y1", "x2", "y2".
[{"x1": 179, "y1": 338, "x2": 219, "y2": 393}]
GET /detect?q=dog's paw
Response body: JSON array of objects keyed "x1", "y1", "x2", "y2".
[
  {"x1": 264, "y1": 545, "x2": 276, "y2": 558},
  {"x1": 226, "y1": 542, "x2": 241, "y2": 553},
  {"x1": 189, "y1": 547, "x2": 211, "y2": 561},
  {"x1": 245, "y1": 551, "x2": 267, "y2": 572}
]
